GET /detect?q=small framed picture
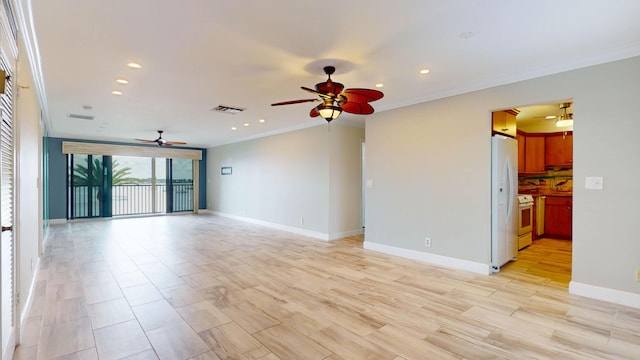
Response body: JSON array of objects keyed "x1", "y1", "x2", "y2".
[{"x1": 221, "y1": 166, "x2": 232, "y2": 175}]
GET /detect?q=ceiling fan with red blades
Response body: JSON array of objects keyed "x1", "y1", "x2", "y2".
[
  {"x1": 271, "y1": 66, "x2": 384, "y2": 122},
  {"x1": 135, "y1": 130, "x2": 187, "y2": 147}
]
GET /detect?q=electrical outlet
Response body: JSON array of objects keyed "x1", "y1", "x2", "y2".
[
  {"x1": 300, "y1": 217, "x2": 304, "y2": 225},
  {"x1": 636, "y1": 268, "x2": 640, "y2": 282},
  {"x1": 424, "y1": 237, "x2": 431, "y2": 247}
]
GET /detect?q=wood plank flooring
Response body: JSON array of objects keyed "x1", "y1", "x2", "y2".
[
  {"x1": 501, "y1": 237, "x2": 573, "y2": 287},
  {"x1": 14, "y1": 214, "x2": 640, "y2": 359}
]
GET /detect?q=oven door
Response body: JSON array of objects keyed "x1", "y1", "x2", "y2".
[{"x1": 518, "y1": 205, "x2": 533, "y2": 235}]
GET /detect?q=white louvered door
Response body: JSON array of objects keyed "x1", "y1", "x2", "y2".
[{"x1": 0, "y1": 54, "x2": 15, "y2": 360}]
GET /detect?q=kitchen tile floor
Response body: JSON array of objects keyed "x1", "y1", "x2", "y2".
[{"x1": 13, "y1": 214, "x2": 640, "y2": 359}]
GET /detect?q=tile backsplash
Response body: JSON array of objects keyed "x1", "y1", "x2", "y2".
[{"x1": 518, "y1": 168, "x2": 573, "y2": 194}]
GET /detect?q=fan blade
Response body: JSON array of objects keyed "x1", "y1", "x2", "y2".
[
  {"x1": 271, "y1": 98, "x2": 319, "y2": 106},
  {"x1": 342, "y1": 88, "x2": 384, "y2": 103},
  {"x1": 301, "y1": 86, "x2": 333, "y2": 99},
  {"x1": 134, "y1": 138, "x2": 157, "y2": 143},
  {"x1": 310, "y1": 106, "x2": 320, "y2": 118},
  {"x1": 164, "y1": 141, "x2": 187, "y2": 145},
  {"x1": 341, "y1": 101, "x2": 375, "y2": 115}
]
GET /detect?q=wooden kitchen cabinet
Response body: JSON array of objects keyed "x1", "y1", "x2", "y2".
[
  {"x1": 545, "y1": 132, "x2": 573, "y2": 166},
  {"x1": 492, "y1": 110, "x2": 518, "y2": 138},
  {"x1": 545, "y1": 196, "x2": 572, "y2": 239},
  {"x1": 517, "y1": 131, "x2": 546, "y2": 174},
  {"x1": 517, "y1": 133, "x2": 525, "y2": 173},
  {"x1": 523, "y1": 135, "x2": 546, "y2": 173}
]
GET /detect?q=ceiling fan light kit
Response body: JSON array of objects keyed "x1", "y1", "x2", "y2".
[
  {"x1": 317, "y1": 104, "x2": 342, "y2": 121},
  {"x1": 555, "y1": 115, "x2": 573, "y2": 127},
  {"x1": 272, "y1": 65, "x2": 383, "y2": 122},
  {"x1": 555, "y1": 102, "x2": 574, "y2": 127}
]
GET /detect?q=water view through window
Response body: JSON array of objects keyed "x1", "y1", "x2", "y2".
[{"x1": 69, "y1": 155, "x2": 193, "y2": 219}]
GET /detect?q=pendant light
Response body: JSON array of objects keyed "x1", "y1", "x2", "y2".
[{"x1": 555, "y1": 102, "x2": 573, "y2": 127}]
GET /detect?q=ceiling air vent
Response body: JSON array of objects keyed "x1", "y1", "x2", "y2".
[
  {"x1": 67, "y1": 113, "x2": 94, "y2": 120},
  {"x1": 211, "y1": 105, "x2": 245, "y2": 114}
]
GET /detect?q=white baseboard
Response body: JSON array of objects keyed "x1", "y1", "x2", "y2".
[
  {"x1": 363, "y1": 241, "x2": 490, "y2": 275},
  {"x1": 211, "y1": 211, "x2": 362, "y2": 241},
  {"x1": 19, "y1": 257, "x2": 40, "y2": 340},
  {"x1": 569, "y1": 281, "x2": 640, "y2": 309},
  {"x1": 48, "y1": 218, "x2": 67, "y2": 225}
]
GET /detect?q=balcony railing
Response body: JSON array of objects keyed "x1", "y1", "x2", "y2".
[
  {"x1": 112, "y1": 184, "x2": 166, "y2": 215},
  {"x1": 71, "y1": 183, "x2": 193, "y2": 218}
]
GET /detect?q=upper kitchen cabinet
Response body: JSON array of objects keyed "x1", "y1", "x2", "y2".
[
  {"x1": 545, "y1": 132, "x2": 573, "y2": 166},
  {"x1": 523, "y1": 134, "x2": 546, "y2": 173},
  {"x1": 492, "y1": 109, "x2": 518, "y2": 138}
]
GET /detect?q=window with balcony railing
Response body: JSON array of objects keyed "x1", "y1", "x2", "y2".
[{"x1": 68, "y1": 154, "x2": 193, "y2": 219}]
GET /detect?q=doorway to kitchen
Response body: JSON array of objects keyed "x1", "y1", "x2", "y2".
[{"x1": 492, "y1": 101, "x2": 574, "y2": 286}]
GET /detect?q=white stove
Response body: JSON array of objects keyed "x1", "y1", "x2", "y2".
[{"x1": 516, "y1": 194, "x2": 534, "y2": 249}]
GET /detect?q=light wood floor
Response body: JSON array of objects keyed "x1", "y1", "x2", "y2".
[
  {"x1": 14, "y1": 214, "x2": 640, "y2": 359},
  {"x1": 501, "y1": 237, "x2": 573, "y2": 287}
]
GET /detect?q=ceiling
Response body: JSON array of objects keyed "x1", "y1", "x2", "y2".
[
  {"x1": 24, "y1": 0, "x2": 640, "y2": 148},
  {"x1": 516, "y1": 102, "x2": 574, "y2": 133}
]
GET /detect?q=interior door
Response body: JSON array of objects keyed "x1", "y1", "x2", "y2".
[{"x1": 0, "y1": 56, "x2": 16, "y2": 360}]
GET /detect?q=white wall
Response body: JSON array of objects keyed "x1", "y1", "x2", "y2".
[
  {"x1": 15, "y1": 36, "x2": 43, "y2": 335},
  {"x1": 329, "y1": 125, "x2": 365, "y2": 237},
  {"x1": 569, "y1": 57, "x2": 640, "y2": 295},
  {"x1": 365, "y1": 95, "x2": 492, "y2": 265},
  {"x1": 365, "y1": 56, "x2": 640, "y2": 304},
  {"x1": 208, "y1": 124, "x2": 365, "y2": 239}
]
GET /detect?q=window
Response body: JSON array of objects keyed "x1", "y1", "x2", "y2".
[{"x1": 68, "y1": 154, "x2": 195, "y2": 218}]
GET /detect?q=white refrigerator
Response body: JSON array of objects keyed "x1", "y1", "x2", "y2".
[{"x1": 491, "y1": 134, "x2": 518, "y2": 273}]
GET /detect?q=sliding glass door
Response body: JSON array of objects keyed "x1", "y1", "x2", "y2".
[
  {"x1": 69, "y1": 154, "x2": 106, "y2": 218},
  {"x1": 68, "y1": 154, "x2": 194, "y2": 218},
  {"x1": 168, "y1": 158, "x2": 193, "y2": 213},
  {"x1": 109, "y1": 156, "x2": 159, "y2": 216}
]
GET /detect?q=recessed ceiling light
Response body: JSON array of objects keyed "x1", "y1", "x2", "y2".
[
  {"x1": 116, "y1": 78, "x2": 129, "y2": 84},
  {"x1": 375, "y1": 83, "x2": 384, "y2": 88},
  {"x1": 231, "y1": 127, "x2": 237, "y2": 130},
  {"x1": 127, "y1": 62, "x2": 142, "y2": 69},
  {"x1": 420, "y1": 69, "x2": 430, "y2": 75},
  {"x1": 259, "y1": 119, "x2": 265, "y2": 123},
  {"x1": 243, "y1": 123, "x2": 250, "y2": 127},
  {"x1": 111, "y1": 90, "x2": 123, "y2": 96}
]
